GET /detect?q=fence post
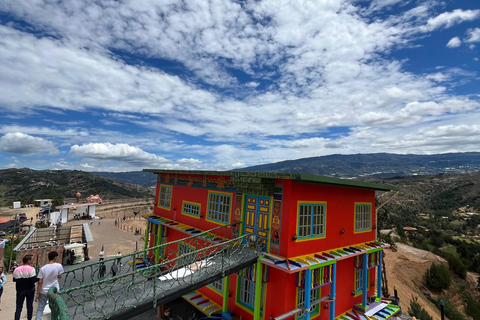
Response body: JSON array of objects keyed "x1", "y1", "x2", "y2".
[{"x1": 48, "y1": 286, "x2": 70, "y2": 320}]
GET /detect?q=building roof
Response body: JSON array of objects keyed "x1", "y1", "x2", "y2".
[{"x1": 143, "y1": 169, "x2": 398, "y2": 191}]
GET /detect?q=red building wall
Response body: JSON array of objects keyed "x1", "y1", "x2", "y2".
[
  {"x1": 150, "y1": 173, "x2": 381, "y2": 320},
  {"x1": 281, "y1": 181, "x2": 376, "y2": 258},
  {"x1": 153, "y1": 182, "x2": 236, "y2": 237}
]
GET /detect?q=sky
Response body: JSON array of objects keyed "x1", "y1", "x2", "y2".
[{"x1": 0, "y1": 0, "x2": 479, "y2": 172}]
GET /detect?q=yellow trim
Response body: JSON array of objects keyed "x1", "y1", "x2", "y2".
[
  {"x1": 353, "y1": 202, "x2": 372, "y2": 234},
  {"x1": 157, "y1": 184, "x2": 173, "y2": 211},
  {"x1": 206, "y1": 190, "x2": 233, "y2": 226},
  {"x1": 286, "y1": 240, "x2": 379, "y2": 262},
  {"x1": 295, "y1": 201, "x2": 327, "y2": 242},
  {"x1": 353, "y1": 267, "x2": 370, "y2": 297},
  {"x1": 266, "y1": 196, "x2": 272, "y2": 252},
  {"x1": 181, "y1": 200, "x2": 202, "y2": 219},
  {"x1": 205, "y1": 277, "x2": 224, "y2": 295}
]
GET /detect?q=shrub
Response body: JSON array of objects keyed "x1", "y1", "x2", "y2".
[
  {"x1": 444, "y1": 253, "x2": 467, "y2": 279},
  {"x1": 462, "y1": 292, "x2": 480, "y2": 320},
  {"x1": 408, "y1": 296, "x2": 433, "y2": 320},
  {"x1": 425, "y1": 263, "x2": 450, "y2": 292},
  {"x1": 439, "y1": 297, "x2": 467, "y2": 320}
]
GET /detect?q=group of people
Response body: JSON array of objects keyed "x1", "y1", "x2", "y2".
[{"x1": 7, "y1": 251, "x2": 64, "y2": 320}]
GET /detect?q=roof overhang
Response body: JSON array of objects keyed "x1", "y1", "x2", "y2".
[{"x1": 143, "y1": 169, "x2": 398, "y2": 192}]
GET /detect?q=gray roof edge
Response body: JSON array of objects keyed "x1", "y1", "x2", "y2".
[
  {"x1": 14, "y1": 227, "x2": 37, "y2": 251},
  {"x1": 143, "y1": 169, "x2": 397, "y2": 191}
]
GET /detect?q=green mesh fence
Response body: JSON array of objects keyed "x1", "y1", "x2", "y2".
[{"x1": 55, "y1": 223, "x2": 263, "y2": 319}]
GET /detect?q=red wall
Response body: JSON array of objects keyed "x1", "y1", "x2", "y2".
[
  {"x1": 282, "y1": 181, "x2": 376, "y2": 258},
  {"x1": 153, "y1": 182, "x2": 235, "y2": 237}
]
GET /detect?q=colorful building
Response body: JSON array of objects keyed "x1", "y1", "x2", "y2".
[{"x1": 143, "y1": 170, "x2": 399, "y2": 320}]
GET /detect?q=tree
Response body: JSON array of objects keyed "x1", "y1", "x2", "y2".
[
  {"x1": 408, "y1": 296, "x2": 433, "y2": 320},
  {"x1": 425, "y1": 263, "x2": 451, "y2": 292}
]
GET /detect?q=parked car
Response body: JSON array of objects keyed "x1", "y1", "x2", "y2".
[
  {"x1": 67, "y1": 203, "x2": 77, "y2": 210},
  {"x1": 18, "y1": 213, "x2": 27, "y2": 220},
  {"x1": 39, "y1": 207, "x2": 51, "y2": 214}
]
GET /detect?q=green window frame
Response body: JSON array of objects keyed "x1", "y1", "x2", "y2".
[
  {"x1": 297, "y1": 203, "x2": 326, "y2": 239},
  {"x1": 207, "y1": 192, "x2": 231, "y2": 224},
  {"x1": 182, "y1": 201, "x2": 200, "y2": 218},
  {"x1": 355, "y1": 203, "x2": 372, "y2": 232},
  {"x1": 158, "y1": 185, "x2": 172, "y2": 210}
]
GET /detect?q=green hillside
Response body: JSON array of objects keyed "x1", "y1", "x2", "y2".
[{"x1": 0, "y1": 168, "x2": 154, "y2": 206}]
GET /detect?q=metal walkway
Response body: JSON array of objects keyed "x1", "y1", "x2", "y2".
[{"x1": 58, "y1": 223, "x2": 263, "y2": 320}]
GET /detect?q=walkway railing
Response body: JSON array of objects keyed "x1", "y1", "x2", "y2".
[{"x1": 55, "y1": 223, "x2": 263, "y2": 319}]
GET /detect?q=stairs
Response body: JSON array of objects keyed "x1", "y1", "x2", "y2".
[{"x1": 69, "y1": 225, "x2": 83, "y2": 243}]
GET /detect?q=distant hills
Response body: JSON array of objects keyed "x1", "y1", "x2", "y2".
[
  {"x1": 92, "y1": 152, "x2": 480, "y2": 187},
  {"x1": 234, "y1": 152, "x2": 480, "y2": 178},
  {"x1": 0, "y1": 168, "x2": 154, "y2": 207}
]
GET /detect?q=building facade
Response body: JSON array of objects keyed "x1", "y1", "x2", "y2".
[{"x1": 143, "y1": 170, "x2": 399, "y2": 320}]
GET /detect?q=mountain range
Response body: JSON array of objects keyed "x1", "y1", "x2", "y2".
[{"x1": 92, "y1": 152, "x2": 480, "y2": 187}]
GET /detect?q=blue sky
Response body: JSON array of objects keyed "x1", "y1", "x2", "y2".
[{"x1": 0, "y1": 0, "x2": 479, "y2": 172}]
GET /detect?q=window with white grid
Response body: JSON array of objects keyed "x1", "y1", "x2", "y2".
[
  {"x1": 355, "y1": 203, "x2": 372, "y2": 232},
  {"x1": 298, "y1": 203, "x2": 326, "y2": 239},
  {"x1": 158, "y1": 185, "x2": 172, "y2": 209},
  {"x1": 207, "y1": 192, "x2": 231, "y2": 224}
]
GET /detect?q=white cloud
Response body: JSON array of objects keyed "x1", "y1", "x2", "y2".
[
  {"x1": 466, "y1": 28, "x2": 480, "y2": 43},
  {"x1": 0, "y1": 1, "x2": 479, "y2": 171},
  {"x1": 426, "y1": 72, "x2": 449, "y2": 82},
  {"x1": 422, "y1": 9, "x2": 480, "y2": 32},
  {"x1": 70, "y1": 143, "x2": 172, "y2": 167},
  {"x1": 446, "y1": 37, "x2": 461, "y2": 48},
  {"x1": 0, "y1": 132, "x2": 58, "y2": 155}
]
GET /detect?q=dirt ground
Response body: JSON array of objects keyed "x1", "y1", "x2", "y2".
[{"x1": 383, "y1": 243, "x2": 480, "y2": 320}]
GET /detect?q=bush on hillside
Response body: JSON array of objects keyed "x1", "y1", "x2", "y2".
[
  {"x1": 425, "y1": 263, "x2": 451, "y2": 292},
  {"x1": 462, "y1": 292, "x2": 480, "y2": 320},
  {"x1": 438, "y1": 297, "x2": 467, "y2": 320},
  {"x1": 408, "y1": 296, "x2": 433, "y2": 320}
]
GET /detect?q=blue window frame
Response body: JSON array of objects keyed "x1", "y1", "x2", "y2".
[
  {"x1": 237, "y1": 276, "x2": 264, "y2": 312},
  {"x1": 177, "y1": 242, "x2": 195, "y2": 265},
  {"x1": 158, "y1": 185, "x2": 172, "y2": 210},
  {"x1": 207, "y1": 192, "x2": 231, "y2": 224},
  {"x1": 182, "y1": 201, "x2": 200, "y2": 218},
  {"x1": 209, "y1": 278, "x2": 223, "y2": 293},
  {"x1": 297, "y1": 287, "x2": 320, "y2": 319},
  {"x1": 297, "y1": 203, "x2": 326, "y2": 239},
  {"x1": 355, "y1": 203, "x2": 372, "y2": 232}
]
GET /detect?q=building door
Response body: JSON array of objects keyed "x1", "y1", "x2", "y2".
[{"x1": 243, "y1": 195, "x2": 271, "y2": 250}]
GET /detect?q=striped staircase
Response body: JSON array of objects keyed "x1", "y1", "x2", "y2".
[{"x1": 184, "y1": 291, "x2": 222, "y2": 316}]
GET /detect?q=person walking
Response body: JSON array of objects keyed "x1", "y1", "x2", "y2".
[
  {"x1": 0, "y1": 266, "x2": 6, "y2": 311},
  {"x1": 13, "y1": 255, "x2": 38, "y2": 320},
  {"x1": 116, "y1": 251, "x2": 122, "y2": 267},
  {"x1": 111, "y1": 261, "x2": 118, "y2": 278},
  {"x1": 35, "y1": 251, "x2": 64, "y2": 320},
  {"x1": 99, "y1": 249, "x2": 105, "y2": 261},
  {"x1": 99, "y1": 263, "x2": 106, "y2": 279}
]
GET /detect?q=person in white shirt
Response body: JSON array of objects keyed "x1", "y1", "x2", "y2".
[{"x1": 35, "y1": 251, "x2": 63, "y2": 320}]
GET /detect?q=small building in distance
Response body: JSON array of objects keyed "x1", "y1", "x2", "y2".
[
  {"x1": 34, "y1": 199, "x2": 53, "y2": 207},
  {"x1": 143, "y1": 170, "x2": 399, "y2": 320}
]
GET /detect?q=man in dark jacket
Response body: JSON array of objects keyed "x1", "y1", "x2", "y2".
[{"x1": 13, "y1": 255, "x2": 39, "y2": 320}]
